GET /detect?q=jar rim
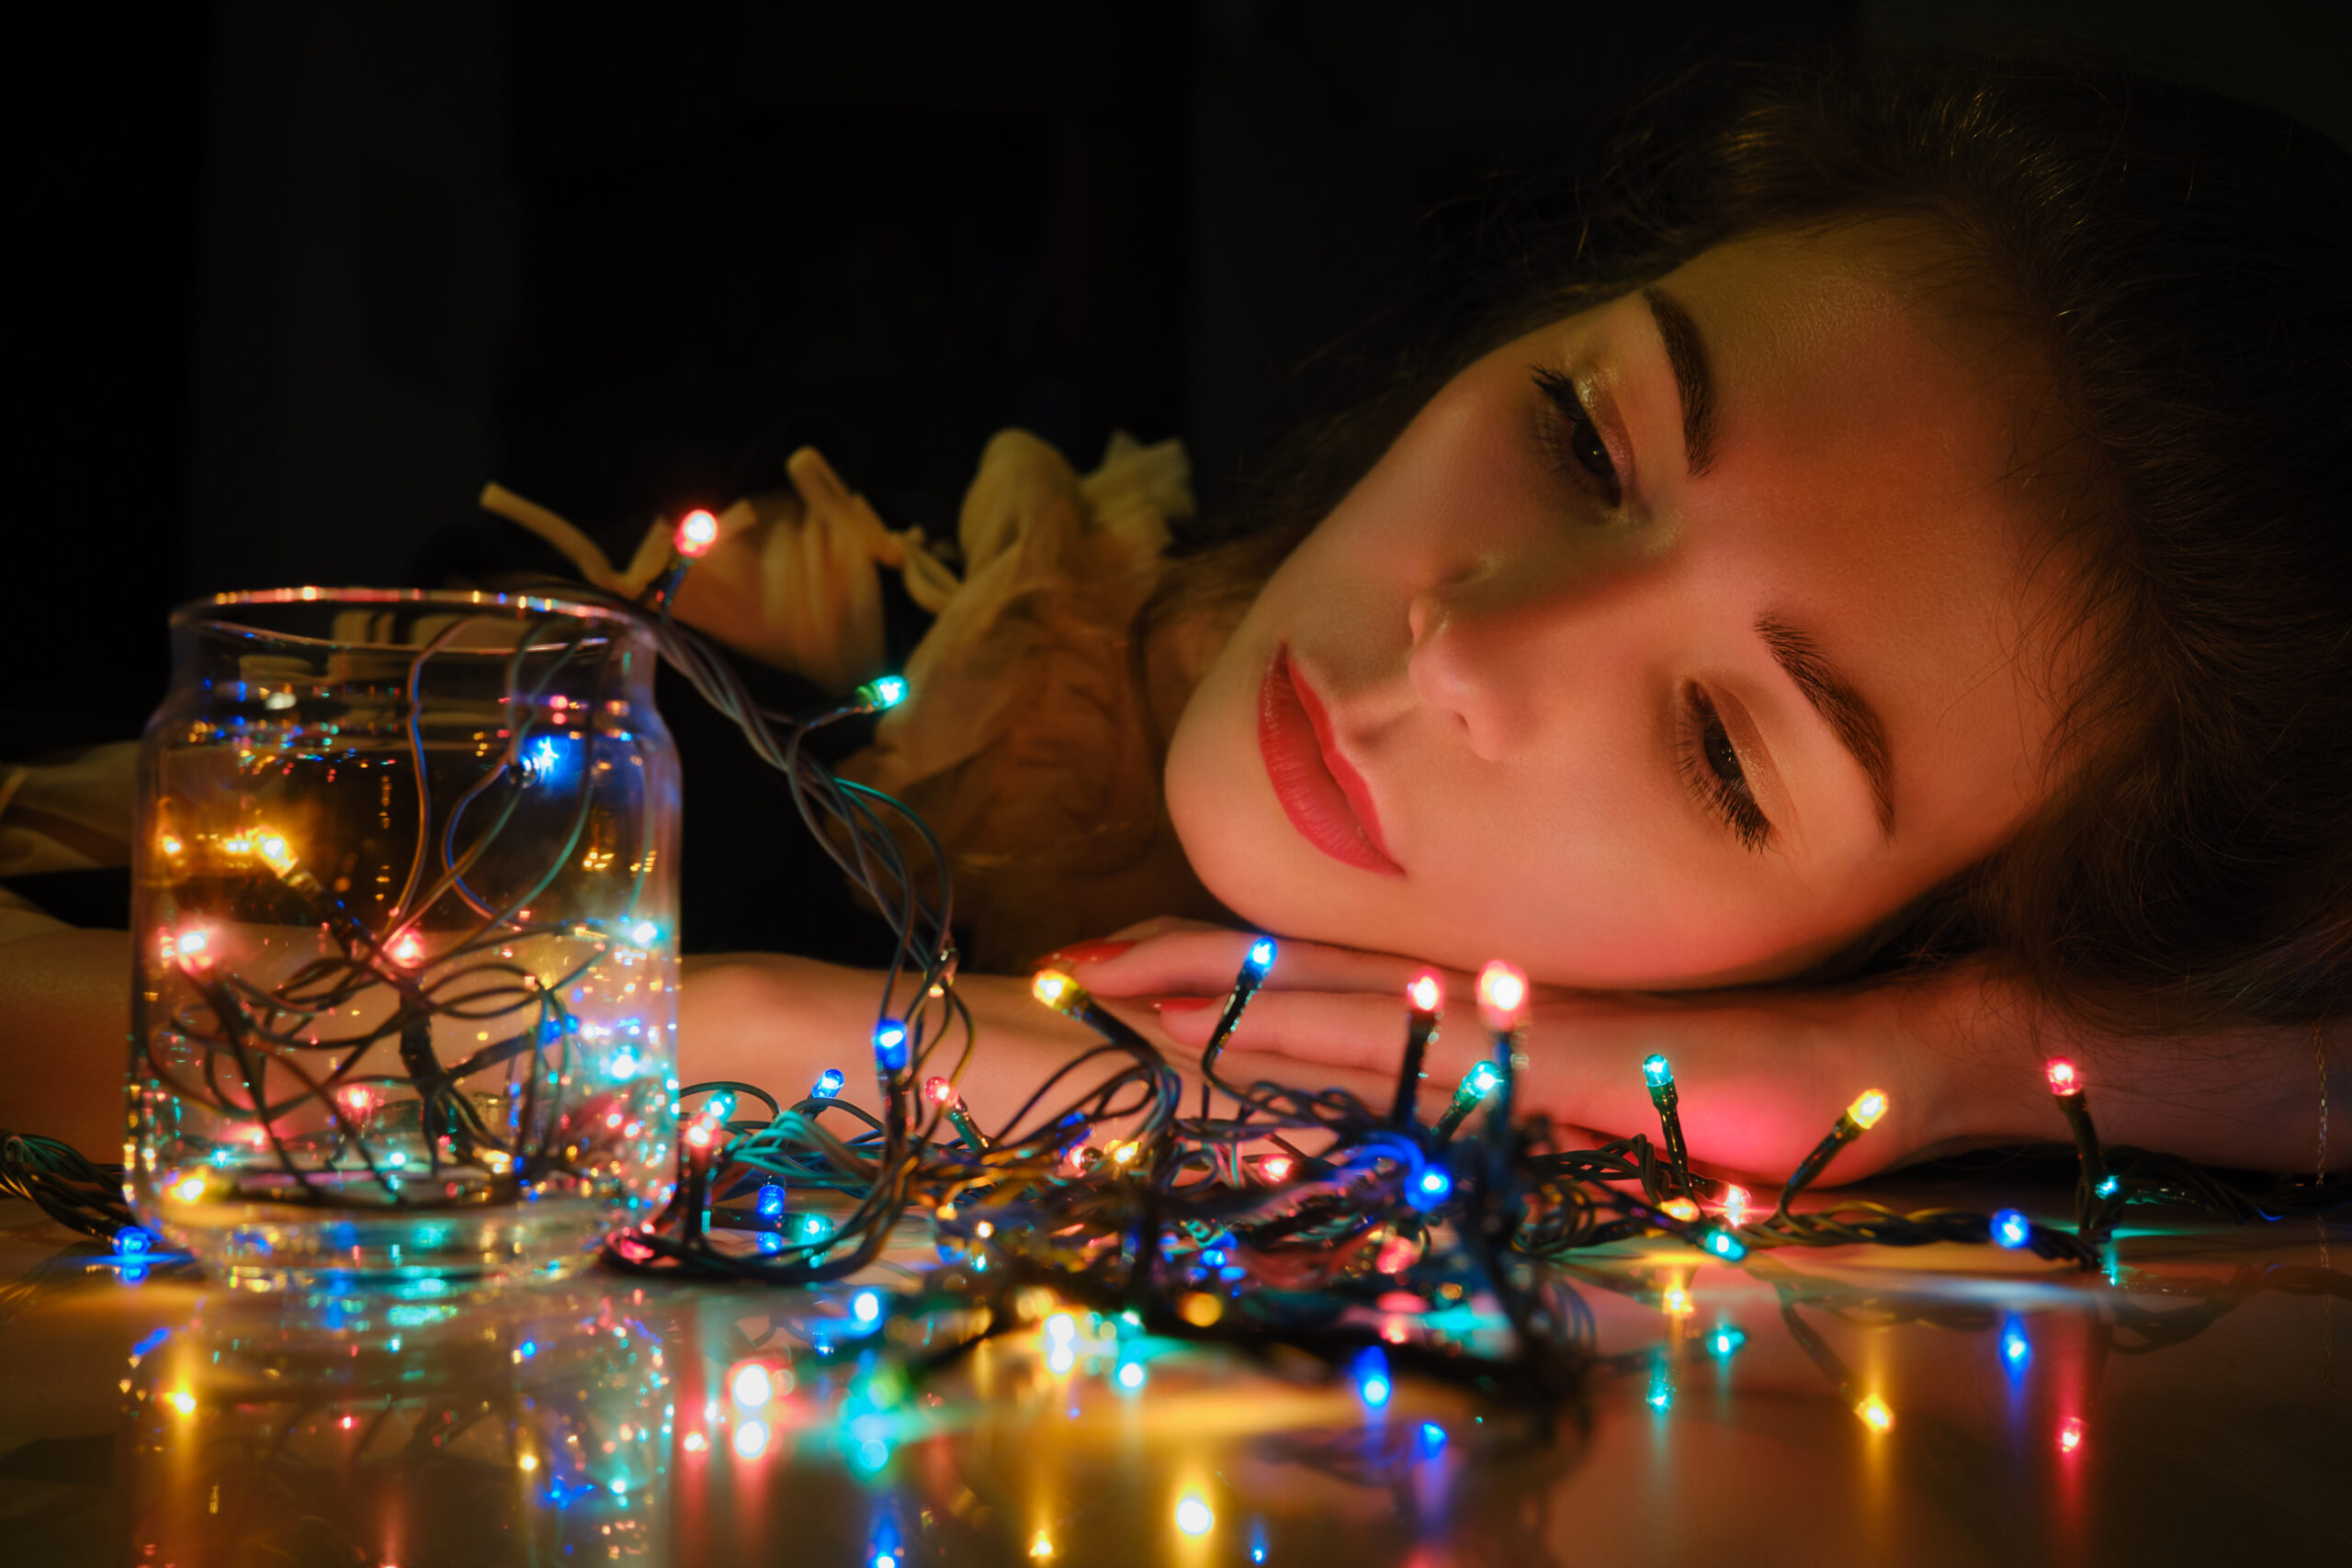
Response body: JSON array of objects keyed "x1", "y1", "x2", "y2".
[{"x1": 175, "y1": 586, "x2": 644, "y2": 647}]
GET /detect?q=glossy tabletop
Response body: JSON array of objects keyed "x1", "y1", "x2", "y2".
[{"x1": 1, "y1": 1189, "x2": 2343, "y2": 1567}]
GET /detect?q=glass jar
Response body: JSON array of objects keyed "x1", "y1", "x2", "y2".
[{"x1": 128, "y1": 589, "x2": 680, "y2": 1291}]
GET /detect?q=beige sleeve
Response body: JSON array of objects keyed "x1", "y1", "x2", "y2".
[{"x1": 0, "y1": 741, "x2": 139, "y2": 880}]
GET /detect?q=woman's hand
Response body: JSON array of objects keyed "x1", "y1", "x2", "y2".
[{"x1": 1064, "y1": 920, "x2": 1978, "y2": 1182}]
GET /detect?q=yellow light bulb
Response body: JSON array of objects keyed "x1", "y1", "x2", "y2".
[
  {"x1": 1110, "y1": 1142, "x2": 1137, "y2": 1167},
  {"x1": 171, "y1": 1175, "x2": 207, "y2": 1203},
  {"x1": 1855, "y1": 1395, "x2": 1894, "y2": 1432},
  {"x1": 1173, "y1": 1495, "x2": 1215, "y2": 1537},
  {"x1": 159, "y1": 834, "x2": 184, "y2": 856},
  {"x1": 1846, "y1": 1089, "x2": 1889, "y2": 1130},
  {"x1": 518, "y1": 1452, "x2": 539, "y2": 1471},
  {"x1": 1662, "y1": 1288, "x2": 1694, "y2": 1316},
  {"x1": 166, "y1": 1390, "x2": 196, "y2": 1416},
  {"x1": 1661, "y1": 1198, "x2": 1701, "y2": 1223},
  {"x1": 1032, "y1": 970, "x2": 1076, "y2": 1010},
  {"x1": 1029, "y1": 1531, "x2": 1055, "y2": 1559}
]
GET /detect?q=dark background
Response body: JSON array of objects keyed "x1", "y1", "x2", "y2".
[{"x1": 10, "y1": 1, "x2": 2348, "y2": 944}]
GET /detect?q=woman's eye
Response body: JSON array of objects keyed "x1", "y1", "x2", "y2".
[
  {"x1": 1681, "y1": 686, "x2": 1772, "y2": 852},
  {"x1": 1532, "y1": 367, "x2": 1623, "y2": 507},
  {"x1": 1702, "y1": 711, "x2": 1744, "y2": 784}
]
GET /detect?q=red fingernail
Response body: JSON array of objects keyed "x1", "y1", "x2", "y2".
[
  {"x1": 1154, "y1": 998, "x2": 1214, "y2": 1013},
  {"x1": 1045, "y1": 940, "x2": 1138, "y2": 967}
]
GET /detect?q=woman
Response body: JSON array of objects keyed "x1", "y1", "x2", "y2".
[
  {"x1": 675, "y1": 51, "x2": 2350, "y2": 1184},
  {"x1": 5, "y1": 51, "x2": 2345, "y2": 1184}
]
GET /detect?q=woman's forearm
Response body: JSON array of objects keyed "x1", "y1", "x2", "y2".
[
  {"x1": 0, "y1": 927, "x2": 131, "y2": 1156},
  {"x1": 1901, "y1": 964, "x2": 2345, "y2": 1172}
]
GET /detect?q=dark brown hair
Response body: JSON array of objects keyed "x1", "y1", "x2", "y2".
[{"x1": 1153, "y1": 51, "x2": 2352, "y2": 1034}]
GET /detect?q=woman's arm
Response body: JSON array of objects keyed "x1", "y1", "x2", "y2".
[
  {"x1": 0, "y1": 924, "x2": 132, "y2": 1156},
  {"x1": 1070, "y1": 926, "x2": 2345, "y2": 1180},
  {"x1": 675, "y1": 953, "x2": 1370, "y2": 1142}
]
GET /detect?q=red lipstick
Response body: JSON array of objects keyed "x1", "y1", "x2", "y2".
[{"x1": 1257, "y1": 649, "x2": 1402, "y2": 875}]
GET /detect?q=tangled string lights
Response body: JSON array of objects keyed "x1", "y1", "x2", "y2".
[
  {"x1": 21, "y1": 507, "x2": 2351, "y2": 1404},
  {"x1": 125, "y1": 599, "x2": 682, "y2": 1253}
]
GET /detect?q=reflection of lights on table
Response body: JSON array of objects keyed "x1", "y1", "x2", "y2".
[
  {"x1": 2058, "y1": 1416, "x2": 2086, "y2": 1453},
  {"x1": 729, "y1": 1363, "x2": 773, "y2": 1408},
  {"x1": 1174, "y1": 1495, "x2": 1214, "y2": 1536},
  {"x1": 1855, "y1": 1395, "x2": 1894, "y2": 1433}
]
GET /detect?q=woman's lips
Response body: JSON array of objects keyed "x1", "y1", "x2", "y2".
[{"x1": 1258, "y1": 649, "x2": 1402, "y2": 875}]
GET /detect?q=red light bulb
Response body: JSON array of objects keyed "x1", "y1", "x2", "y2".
[
  {"x1": 673, "y1": 509, "x2": 720, "y2": 558},
  {"x1": 1475, "y1": 961, "x2": 1527, "y2": 1031}
]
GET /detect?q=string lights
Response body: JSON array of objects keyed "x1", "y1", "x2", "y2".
[{"x1": 18, "y1": 507, "x2": 2346, "y2": 1425}]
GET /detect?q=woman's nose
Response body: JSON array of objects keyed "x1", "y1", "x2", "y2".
[
  {"x1": 1408, "y1": 571, "x2": 1555, "y2": 761},
  {"x1": 1408, "y1": 554, "x2": 1647, "y2": 761}
]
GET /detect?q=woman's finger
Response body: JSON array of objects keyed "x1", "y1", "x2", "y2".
[
  {"x1": 1149, "y1": 987, "x2": 1439, "y2": 1072},
  {"x1": 1074, "y1": 928, "x2": 1471, "y2": 999}
]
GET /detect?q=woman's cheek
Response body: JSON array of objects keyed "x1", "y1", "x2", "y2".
[{"x1": 1162, "y1": 643, "x2": 1276, "y2": 919}]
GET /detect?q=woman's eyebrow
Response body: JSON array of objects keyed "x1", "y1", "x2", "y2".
[
  {"x1": 1641, "y1": 286, "x2": 1717, "y2": 475},
  {"x1": 1756, "y1": 613, "x2": 1896, "y2": 837}
]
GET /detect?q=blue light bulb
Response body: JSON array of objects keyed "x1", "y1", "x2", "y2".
[
  {"x1": 858, "y1": 674, "x2": 909, "y2": 711},
  {"x1": 114, "y1": 1225, "x2": 155, "y2": 1257},
  {"x1": 873, "y1": 1021, "x2": 910, "y2": 1074},
  {"x1": 1417, "y1": 1421, "x2": 1447, "y2": 1457},
  {"x1": 1641, "y1": 1053, "x2": 1673, "y2": 1089},
  {"x1": 1704, "y1": 1228, "x2": 1747, "y2": 1261},
  {"x1": 812, "y1": 1068, "x2": 845, "y2": 1100},
  {"x1": 1408, "y1": 1165, "x2": 1453, "y2": 1211},
  {"x1": 1246, "y1": 937, "x2": 1277, "y2": 974},
  {"x1": 756, "y1": 1182, "x2": 786, "y2": 1219},
  {"x1": 1351, "y1": 1346, "x2": 1392, "y2": 1408},
  {"x1": 1992, "y1": 1209, "x2": 2032, "y2": 1249},
  {"x1": 852, "y1": 1290, "x2": 882, "y2": 1325},
  {"x1": 1708, "y1": 1325, "x2": 1747, "y2": 1359},
  {"x1": 2095, "y1": 1175, "x2": 2121, "y2": 1199},
  {"x1": 522, "y1": 735, "x2": 577, "y2": 784},
  {"x1": 1465, "y1": 1061, "x2": 1502, "y2": 1098}
]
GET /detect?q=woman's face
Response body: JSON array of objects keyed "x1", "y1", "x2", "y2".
[{"x1": 1165, "y1": 224, "x2": 2077, "y2": 988}]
